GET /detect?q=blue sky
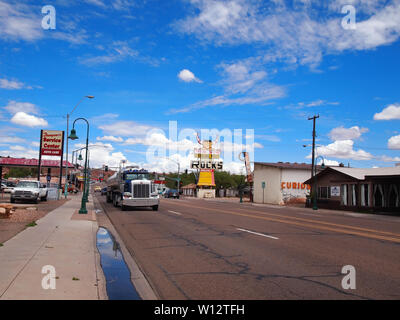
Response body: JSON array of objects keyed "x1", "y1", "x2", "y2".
[{"x1": 1, "y1": 0, "x2": 400, "y2": 173}]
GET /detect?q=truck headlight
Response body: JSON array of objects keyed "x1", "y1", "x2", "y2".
[{"x1": 123, "y1": 192, "x2": 132, "y2": 198}]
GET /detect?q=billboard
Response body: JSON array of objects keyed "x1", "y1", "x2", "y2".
[
  {"x1": 191, "y1": 160, "x2": 223, "y2": 170},
  {"x1": 41, "y1": 130, "x2": 64, "y2": 156}
]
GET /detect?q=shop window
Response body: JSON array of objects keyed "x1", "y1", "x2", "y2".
[
  {"x1": 341, "y1": 184, "x2": 348, "y2": 206},
  {"x1": 388, "y1": 184, "x2": 399, "y2": 208},
  {"x1": 361, "y1": 184, "x2": 369, "y2": 207},
  {"x1": 350, "y1": 184, "x2": 358, "y2": 206},
  {"x1": 318, "y1": 186, "x2": 330, "y2": 199}
]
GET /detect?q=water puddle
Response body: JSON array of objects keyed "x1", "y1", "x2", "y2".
[{"x1": 96, "y1": 227, "x2": 141, "y2": 300}]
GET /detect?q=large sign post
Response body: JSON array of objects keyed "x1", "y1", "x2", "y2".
[
  {"x1": 193, "y1": 134, "x2": 223, "y2": 198},
  {"x1": 38, "y1": 130, "x2": 65, "y2": 190}
]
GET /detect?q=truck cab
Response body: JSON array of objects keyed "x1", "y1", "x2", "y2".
[
  {"x1": 10, "y1": 180, "x2": 48, "y2": 203},
  {"x1": 106, "y1": 168, "x2": 159, "y2": 211}
]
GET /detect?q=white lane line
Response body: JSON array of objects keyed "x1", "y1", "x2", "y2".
[
  {"x1": 168, "y1": 210, "x2": 182, "y2": 216},
  {"x1": 237, "y1": 228, "x2": 279, "y2": 240}
]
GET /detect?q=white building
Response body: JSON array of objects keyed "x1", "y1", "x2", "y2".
[{"x1": 253, "y1": 162, "x2": 315, "y2": 205}]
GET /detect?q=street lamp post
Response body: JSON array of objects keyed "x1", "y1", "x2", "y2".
[
  {"x1": 68, "y1": 117, "x2": 90, "y2": 214},
  {"x1": 64, "y1": 96, "x2": 94, "y2": 199},
  {"x1": 313, "y1": 155, "x2": 325, "y2": 210}
]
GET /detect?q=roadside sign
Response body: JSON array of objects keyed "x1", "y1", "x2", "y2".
[
  {"x1": 262, "y1": 181, "x2": 266, "y2": 189},
  {"x1": 40, "y1": 130, "x2": 63, "y2": 156},
  {"x1": 331, "y1": 186, "x2": 340, "y2": 197}
]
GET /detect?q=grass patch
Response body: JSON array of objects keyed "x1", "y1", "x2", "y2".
[
  {"x1": 72, "y1": 277, "x2": 80, "y2": 281},
  {"x1": 0, "y1": 243, "x2": 3, "y2": 247},
  {"x1": 26, "y1": 221, "x2": 37, "y2": 227}
]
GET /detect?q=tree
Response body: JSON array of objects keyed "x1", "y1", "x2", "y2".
[
  {"x1": 5, "y1": 167, "x2": 38, "y2": 179},
  {"x1": 164, "y1": 172, "x2": 196, "y2": 189},
  {"x1": 214, "y1": 171, "x2": 235, "y2": 189}
]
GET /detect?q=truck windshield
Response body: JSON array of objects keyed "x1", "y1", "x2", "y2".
[
  {"x1": 124, "y1": 173, "x2": 149, "y2": 180},
  {"x1": 16, "y1": 181, "x2": 38, "y2": 188}
]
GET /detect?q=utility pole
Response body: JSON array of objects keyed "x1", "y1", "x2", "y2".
[{"x1": 308, "y1": 115, "x2": 319, "y2": 208}]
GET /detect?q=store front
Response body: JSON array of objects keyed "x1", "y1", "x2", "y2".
[
  {"x1": 253, "y1": 162, "x2": 315, "y2": 205},
  {"x1": 304, "y1": 167, "x2": 400, "y2": 213}
]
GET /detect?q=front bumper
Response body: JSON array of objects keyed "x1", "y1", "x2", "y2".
[
  {"x1": 12, "y1": 194, "x2": 38, "y2": 200},
  {"x1": 122, "y1": 198, "x2": 159, "y2": 207}
]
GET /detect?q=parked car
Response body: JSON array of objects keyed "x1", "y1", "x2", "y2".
[
  {"x1": 62, "y1": 184, "x2": 78, "y2": 193},
  {"x1": 164, "y1": 189, "x2": 180, "y2": 199},
  {"x1": 101, "y1": 187, "x2": 107, "y2": 195},
  {"x1": 10, "y1": 180, "x2": 47, "y2": 203},
  {"x1": 94, "y1": 186, "x2": 102, "y2": 192},
  {"x1": 3, "y1": 181, "x2": 16, "y2": 193}
]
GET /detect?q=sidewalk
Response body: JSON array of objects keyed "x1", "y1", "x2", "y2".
[{"x1": 0, "y1": 194, "x2": 107, "y2": 300}]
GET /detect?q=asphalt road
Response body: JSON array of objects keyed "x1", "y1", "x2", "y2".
[{"x1": 95, "y1": 194, "x2": 400, "y2": 300}]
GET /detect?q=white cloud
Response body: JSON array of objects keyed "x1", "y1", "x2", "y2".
[
  {"x1": 378, "y1": 155, "x2": 400, "y2": 162},
  {"x1": 85, "y1": 0, "x2": 107, "y2": 7},
  {"x1": 99, "y1": 121, "x2": 154, "y2": 137},
  {"x1": 79, "y1": 41, "x2": 138, "y2": 66},
  {"x1": 3, "y1": 100, "x2": 39, "y2": 114},
  {"x1": 73, "y1": 142, "x2": 127, "y2": 168},
  {"x1": 10, "y1": 112, "x2": 48, "y2": 127},
  {"x1": 0, "y1": 146, "x2": 38, "y2": 159},
  {"x1": 373, "y1": 103, "x2": 400, "y2": 120},
  {"x1": 0, "y1": 136, "x2": 26, "y2": 144},
  {"x1": 328, "y1": 126, "x2": 369, "y2": 141},
  {"x1": 31, "y1": 141, "x2": 40, "y2": 147},
  {"x1": 139, "y1": 152, "x2": 246, "y2": 174},
  {"x1": 178, "y1": 69, "x2": 203, "y2": 83},
  {"x1": 0, "y1": 78, "x2": 25, "y2": 89},
  {"x1": 388, "y1": 135, "x2": 400, "y2": 150},
  {"x1": 175, "y1": 0, "x2": 400, "y2": 68},
  {"x1": 304, "y1": 100, "x2": 339, "y2": 107},
  {"x1": 169, "y1": 59, "x2": 285, "y2": 114},
  {"x1": 96, "y1": 135, "x2": 124, "y2": 142},
  {"x1": 313, "y1": 140, "x2": 373, "y2": 161},
  {"x1": 0, "y1": 1, "x2": 44, "y2": 42}
]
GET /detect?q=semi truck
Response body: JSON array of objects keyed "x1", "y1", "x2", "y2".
[{"x1": 106, "y1": 167, "x2": 159, "y2": 211}]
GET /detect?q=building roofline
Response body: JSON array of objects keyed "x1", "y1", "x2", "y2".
[{"x1": 255, "y1": 161, "x2": 322, "y2": 170}]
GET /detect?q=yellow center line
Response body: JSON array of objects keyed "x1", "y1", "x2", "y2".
[{"x1": 163, "y1": 201, "x2": 400, "y2": 243}]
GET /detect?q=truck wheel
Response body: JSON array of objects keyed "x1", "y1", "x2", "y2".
[
  {"x1": 113, "y1": 194, "x2": 120, "y2": 207},
  {"x1": 121, "y1": 205, "x2": 127, "y2": 211},
  {"x1": 152, "y1": 205, "x2": 159, "y2": 211},
  {"x1": 41, "y1": 193, "x2": 48, "y2": 202},
  {"x1": 10, "y1": 197, "x2": 15, "y2": 203}
]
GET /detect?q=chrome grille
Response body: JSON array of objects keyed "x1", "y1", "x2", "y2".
[
  {"x1": 15, "y1": 191, "x2": 32, "y2": 196},
  {"x1": 132, "y1": 184, "x2": 149, "y2": 198}
]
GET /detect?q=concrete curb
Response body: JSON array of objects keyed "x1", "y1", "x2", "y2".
[
  {"x1": 92, "y1": 195, "x2": 158, "y2": 300},
  {"x1": 86, "y1": 194, "x2": 108, "y2": 300}
]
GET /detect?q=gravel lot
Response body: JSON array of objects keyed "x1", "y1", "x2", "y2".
[{"x1": 0, "y1": 194, "x2": 69, "y2": 244}]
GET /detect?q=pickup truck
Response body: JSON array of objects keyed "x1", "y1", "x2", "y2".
[{"x1": 10, "y1": 180, "x2": 48, "y2": 203}]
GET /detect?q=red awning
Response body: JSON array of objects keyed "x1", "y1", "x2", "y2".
[{"x1": 0, "y1": 157, "x2": 73, "y2": 168}]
